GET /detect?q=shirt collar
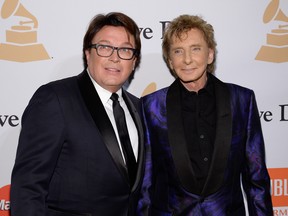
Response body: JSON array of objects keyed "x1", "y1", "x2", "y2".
[
  {"x1": 87, "y1": 69, "x2": 123, "y2": 104},
  {"x1": 179, "y1": 73, "x2": 214, "y2": 97},
  {"x1": 204, "y1": 73, "x2": 214, "y2": 96}
]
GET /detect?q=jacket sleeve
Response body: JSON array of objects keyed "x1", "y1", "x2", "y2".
[
  {"x1": 241, "y1": 90, "x2": 273, "y2": 215},
  {"x1": 10, "y1": 84, "x2": 66, "y2": 216}
]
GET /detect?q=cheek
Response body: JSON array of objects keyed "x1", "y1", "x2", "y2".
[
  {"x1": 125, "y1": 60, "x2": 135, "y2": 71},
  {"x1": 168, "y1": 59, "x2": 175, "y2": 69}
]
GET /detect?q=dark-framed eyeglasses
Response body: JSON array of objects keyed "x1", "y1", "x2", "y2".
[{"x1": 89, "y1": 44, "x2": 138, "y2": 60}]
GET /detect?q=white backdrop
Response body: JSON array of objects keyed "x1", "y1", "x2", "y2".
[{"x1": 0, "y1": 0, "x2": 287, "y2": 214}]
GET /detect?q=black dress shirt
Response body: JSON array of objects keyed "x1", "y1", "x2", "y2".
[{"x1": 180, "y1": 75, "x2": 216, "y2": 194}]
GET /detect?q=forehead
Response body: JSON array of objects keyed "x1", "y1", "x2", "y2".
[
  {"x1": 171, "y1": 28, "x2": 206, "y2": 45},
  {"x1": 93, "y1": 25, "x2": 135, "y2": 45}
]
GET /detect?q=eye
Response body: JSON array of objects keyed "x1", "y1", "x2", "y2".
[
  {"x1": 172, "y1": 49, "x2": 183, "y2": 55},
  {"x1": 191, "y1": 47, "x2": 201, "y2": 52},
  {"x1": 98, "y1": 44, "x2": 112, "y2": 50},
  {"x1": 120, "y1": 47, "x2": 132, "y2": 53}
]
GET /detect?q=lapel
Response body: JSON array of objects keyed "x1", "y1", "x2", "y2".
[
  {"x1": 201, "y1": 74, "x2": 232, "y2": 196},
  {"x1": 122, "y1": 91, "x2": 145, "y2": 191},
  {"x1": 77, "y1": 70, "x2": 129, "y2": 184},
  {"x1": 167, "y1": 75, "x2": 232, "y2": 196},
  {"x1": 167, "y1": 79, "x2": 198, "y2": 192}
]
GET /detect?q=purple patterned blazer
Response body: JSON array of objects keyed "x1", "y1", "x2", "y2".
[{"x1": 137, "y1": 74, "x2": 273, "y2": 216}]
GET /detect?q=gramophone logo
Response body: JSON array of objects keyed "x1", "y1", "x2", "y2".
[
  {"x1": 255, "y1": 0, "x2": 288, "y2": 63},
  {"x1": 141, "y1": 82, "x2": 157, "y2": 97},
  {"x1": 0, "y1": 0, "x2": 50, "y2": 62}
]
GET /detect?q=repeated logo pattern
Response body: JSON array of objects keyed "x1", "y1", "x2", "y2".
[
  {"x1": 256, "y1": 0, "x2": 288, "y2": 63},
  {"x1": 0, "y1": 0, "x2": 50, "y2": 62}
]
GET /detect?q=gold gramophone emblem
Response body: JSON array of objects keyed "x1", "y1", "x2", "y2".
[
  {"x1": 256, "y1": 0, "x2": 288, "y2": 63},
  {"x1": 0, "y1": 0, "x2": 50, "y2": 62}
]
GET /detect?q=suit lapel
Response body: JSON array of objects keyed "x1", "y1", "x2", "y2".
[
  {"x1": 167, "y1": 76, "x2": 232, "y2": 196},
  {"x1": 202, "y1": 75, "x2": 232, "y2": 196},
  {"x1": 77, "y1": 70, "x2": 129, "y2": 183},
  {"x1": 167, "y1": 80, "x2": 198, "y2": 192}
]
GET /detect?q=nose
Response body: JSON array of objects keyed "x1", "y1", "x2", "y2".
[
  {"x1": 183, "y1": 52, "x2": 192, "y2": 64},
  {"x1": 109, "y1": 49, "x2": 120, "y2": 62}
]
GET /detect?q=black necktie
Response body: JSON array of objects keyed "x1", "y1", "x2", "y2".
[{"x1": 110, "y1": 93, "x2": 137, "y2": 185}]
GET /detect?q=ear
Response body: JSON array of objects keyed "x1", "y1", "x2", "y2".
[
  {"x1": 132, "y1": 58, "x2": 136, "y2": 70},
  {"x1": 85, "y1": 50, "x2": 90, "y2": 64},
  {"x1": 208, "y1": 48, "x2": 214, "y2": 64},
  {"x1": 168, "y1": 58, "x2": 174, "y2": 70}
]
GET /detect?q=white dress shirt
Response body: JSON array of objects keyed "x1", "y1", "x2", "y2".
[{"x1": 87, "y1": 71, "x2": 139, "y2": 162}]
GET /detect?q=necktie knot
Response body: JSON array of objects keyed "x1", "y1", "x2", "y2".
[{"x1": 110, "y1": 93, "x2": 119, "y2": 102}]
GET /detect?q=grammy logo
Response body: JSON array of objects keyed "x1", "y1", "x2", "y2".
[
  {"x1": 255, "y1": 0, "x2": 288, "y2": 63},
  {"x1": 0, "y1": 0, "x2": 50, "y2": 62},
  {"x1": 141, "y1": 82, "x2": 157, "y2": 97}
]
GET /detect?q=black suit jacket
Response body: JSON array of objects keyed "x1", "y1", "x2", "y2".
[{"x1": 10, "y1": 70, "x2": 145, "y2": 216}]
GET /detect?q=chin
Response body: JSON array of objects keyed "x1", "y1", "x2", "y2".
[{"x1": 180, "y1": 78, "x2": 196, "y2": 84}]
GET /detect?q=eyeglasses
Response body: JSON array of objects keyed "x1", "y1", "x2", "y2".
[{"x1": 89, "y1": 44, "x2": 138, "y2": 60}]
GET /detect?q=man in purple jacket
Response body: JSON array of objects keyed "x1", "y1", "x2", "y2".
[{"x1": 137, "y1": 14, "x2": 273, "y2": 216}]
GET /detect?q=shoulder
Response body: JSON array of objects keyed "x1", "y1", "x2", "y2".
[
  {"x1": 27, "y1": 75, "x2": 79, "y2": 107},
  {"x1": 225, "y1": 82, "x2": 254, "y2": 98},
  {"x1": 221, "y1": 82, "x2": 257, "y2": 109},
  {"x1": 123, "y1": 90, "x2": 140, "y2": 111},
  {"x1": 139, "y1": 87, "x2": 169, "y2": 114},
  {"x1": 124, "y1": 90, "x2": 139, "y2": 101},
  {"x1": 211, "y1": 74, "x2": 254, "y2": 97},
  {"x1": 141, "y1": 86, "x2": 169, "y2": 104},
  {"x1": 37, "y1": 75, "x2": 78, "y2": 95},
  {"x1": 46, "y1": 75, "x2": 78, "y2": 92},
  {"x1": 142, "y1": 86, "x2": 169, "y2": 99}
]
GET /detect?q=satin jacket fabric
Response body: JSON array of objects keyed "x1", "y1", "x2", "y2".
[
  {"x1": 137, "y1": 75, "x2": 273, "y2": 216},
  {"x1": 10, "y1": 70, "x2": 145, "y2": 216}
]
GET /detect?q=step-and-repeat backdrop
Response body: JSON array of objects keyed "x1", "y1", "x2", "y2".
[{"x1": 0, "y1": 0, "x2": 287, "y2": 215}]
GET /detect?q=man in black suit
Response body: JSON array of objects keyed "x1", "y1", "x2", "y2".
[{"x1": 10, "y1": 12, "x2": 144, "y2": 216}]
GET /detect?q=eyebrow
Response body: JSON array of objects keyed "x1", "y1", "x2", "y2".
[
  {"x1": 96, "y1": 40, "x2": 134, "y2": 47},
  {"x1": 171, "y1": 44, "x2": 202, "y2": 49}
]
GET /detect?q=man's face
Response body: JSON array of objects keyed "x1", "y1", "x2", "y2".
[
  {"x1": 168, "y1": 28, "x2": 214, "y2": 91},
  {"x1": 85, "y1": 25, "x2": 137, "y2": 93}
]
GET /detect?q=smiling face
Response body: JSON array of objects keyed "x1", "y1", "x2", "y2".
[
  {"x1": 85, "y1": 25, "x2": 137, "y2": 93},
  {"x1": 168, "y1": 28, "x2": 214, "y2": 92}
]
